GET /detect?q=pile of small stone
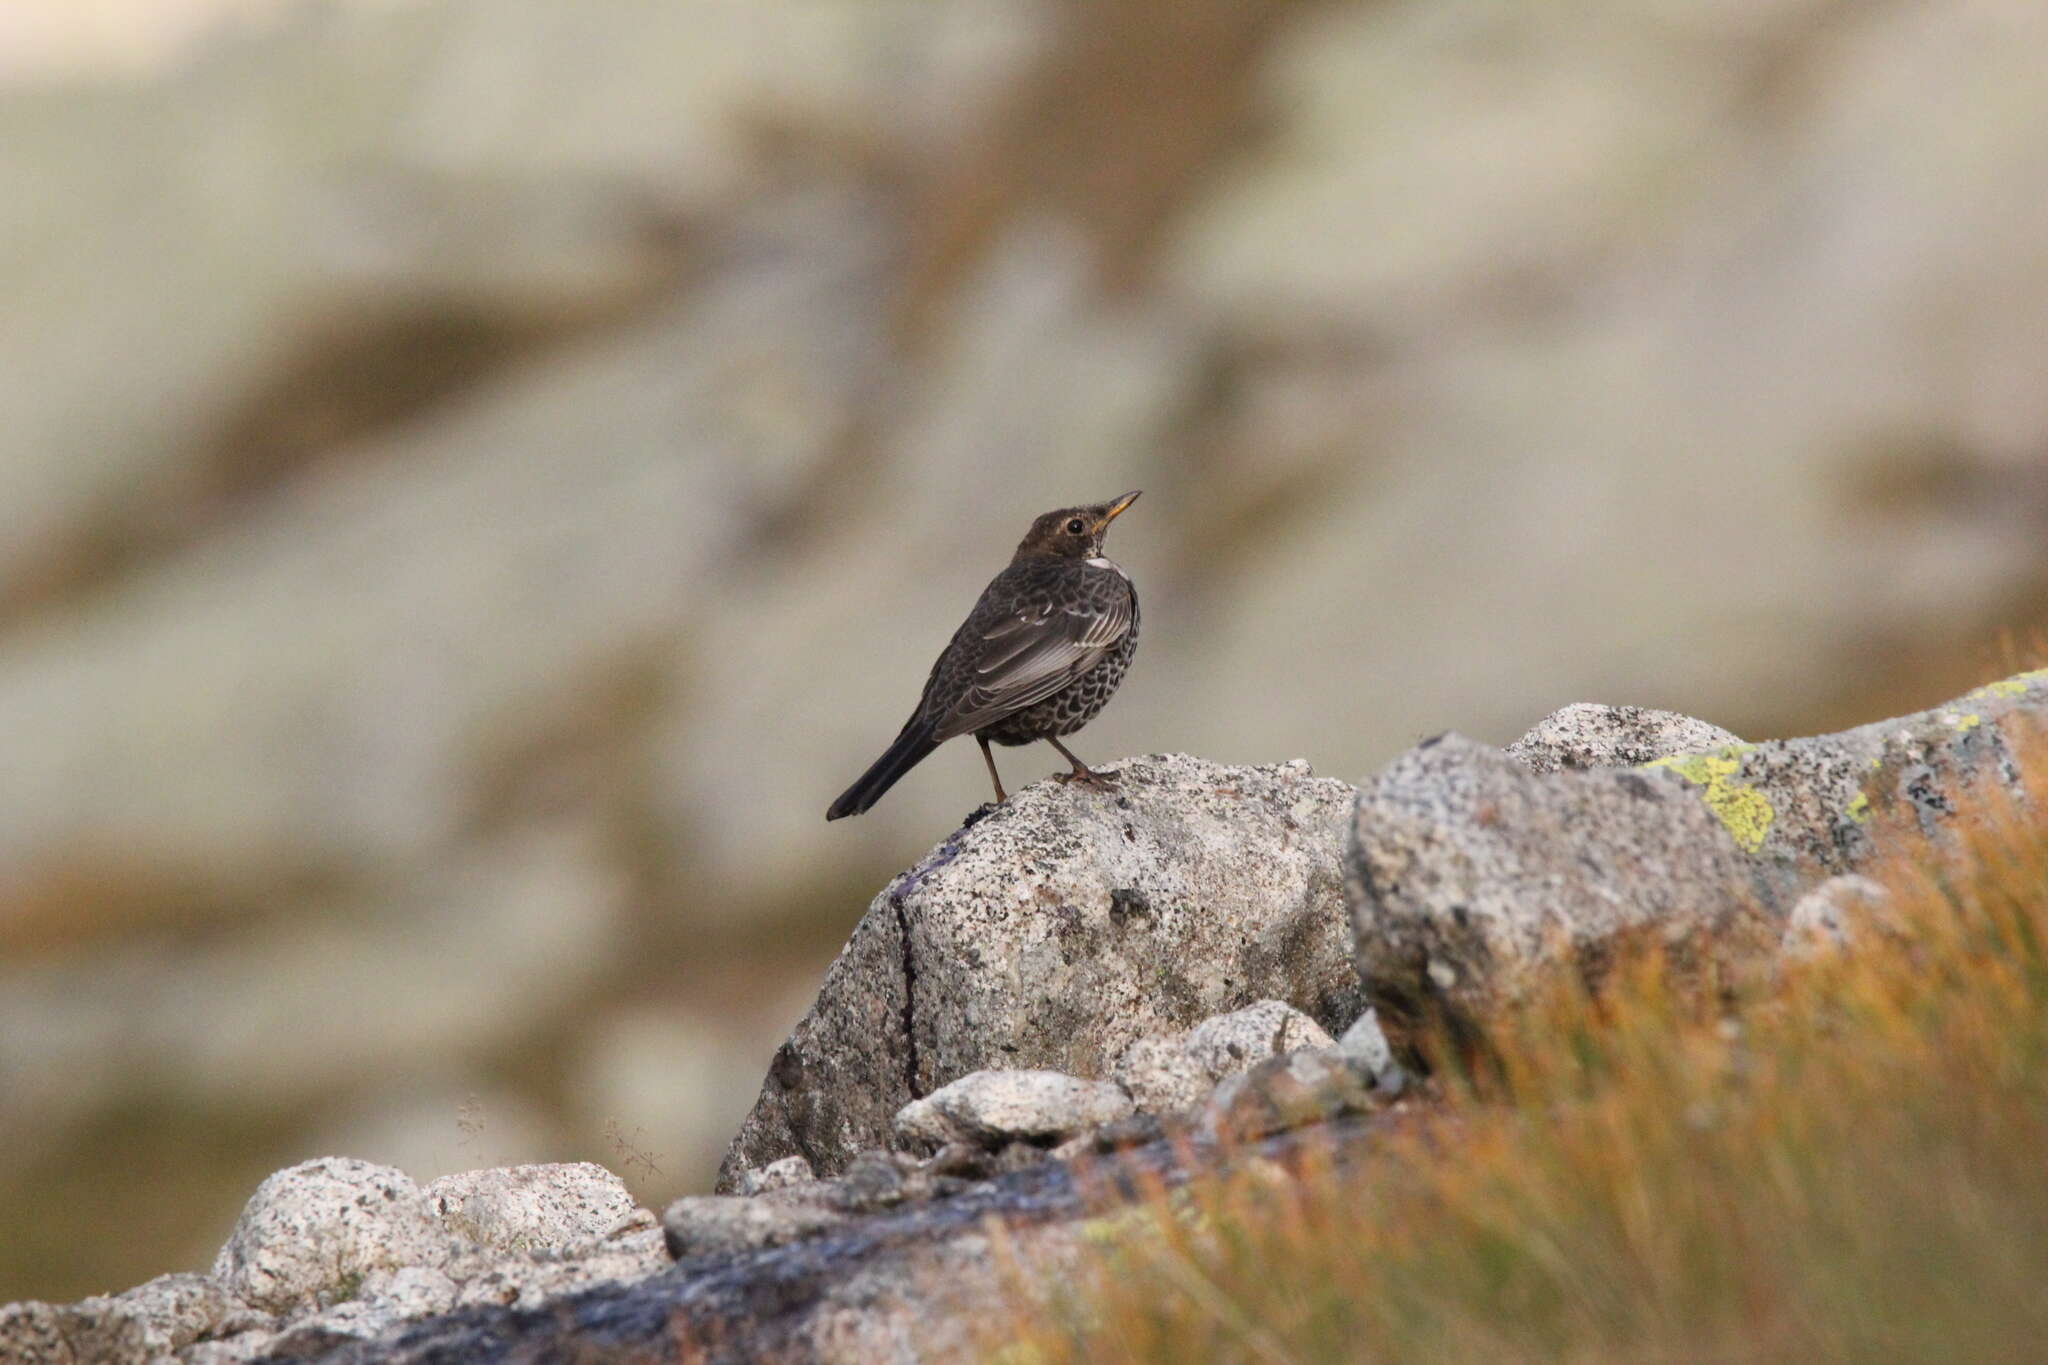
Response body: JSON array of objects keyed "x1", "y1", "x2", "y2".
[{"x1": 664, "y1": 998, "x2": 1405, "y2": 1262}]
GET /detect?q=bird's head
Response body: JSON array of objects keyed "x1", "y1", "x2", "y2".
[{"x1": 1013, "y1": 490, "x2": 1141, "y2": 561}]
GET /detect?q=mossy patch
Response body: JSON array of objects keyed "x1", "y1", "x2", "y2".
[{"x1": 1643, "y1": 746, "x2": 1774, "y2": 854}]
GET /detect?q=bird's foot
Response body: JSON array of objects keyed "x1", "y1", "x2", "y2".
[
  {"x1": 1058, "y1": 766, "x2": 1120, "y2": 790},
  {"x1": 961, "y1": 801, "x2": 1001, "y2": 829}
]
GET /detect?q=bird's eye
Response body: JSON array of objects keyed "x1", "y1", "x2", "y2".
[{"x1": 1066, "y1": 518, "x2": 1085, "y2": 535}]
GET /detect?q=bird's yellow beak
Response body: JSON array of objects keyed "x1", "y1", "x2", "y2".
[{"x1": 1102, "y1": 490, "x2": 1141, "y2": 524}]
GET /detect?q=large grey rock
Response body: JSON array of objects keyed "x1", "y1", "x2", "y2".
[
  {"x1": 891, "y1": 1070, "x2": 1134, "y2": 1150},
  {"x1": 1350, "y1": 672, "x2": 2048, "y2": 1038},
  {"x1": 718, "y1": 754, "x2": 1364, "y2": 1189},
  {"x1": 210, "y1": 1158, "x2": 451, "y2": 1313}
]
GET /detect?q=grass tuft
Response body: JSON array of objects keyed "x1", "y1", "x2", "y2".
[{"x1": 991, "y1": 733, "x2": 2048, "y2": 1363}]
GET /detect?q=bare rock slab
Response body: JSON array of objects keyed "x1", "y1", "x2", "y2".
[
  {"x1": 719, "y1": 754, "x2": 1364, "y2": 1189},
  {"x1": 1351, "y1": 671, "x2": 2048, "y2": 1039}
]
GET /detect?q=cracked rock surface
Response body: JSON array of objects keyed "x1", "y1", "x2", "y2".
[{"x1": 717, "y1": 753, "x2": 1365, "y2": 1190}]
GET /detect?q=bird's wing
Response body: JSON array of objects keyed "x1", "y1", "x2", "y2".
[{"x1": 931, "y1": 588, "x2": 1133, "y2": 741}]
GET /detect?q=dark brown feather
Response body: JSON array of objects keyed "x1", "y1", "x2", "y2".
[{"x1": 826, "y1": 492, "x2": 1141, "y2": 819}]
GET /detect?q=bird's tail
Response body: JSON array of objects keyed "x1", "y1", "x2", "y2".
[{"x1": 826, "y1": 720, "x2": 940, "y2": 820}]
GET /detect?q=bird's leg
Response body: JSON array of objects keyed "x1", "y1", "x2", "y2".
[
  {"x1": 1046, "y1": 736, "x2": 1117, "y2": 787},
  {"x1": 977, "y1": 734, "x2": 1008, "y2": 803}
]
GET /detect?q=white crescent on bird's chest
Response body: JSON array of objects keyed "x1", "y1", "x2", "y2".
[{"x1": 1086, "y1": 556, "x2": 1129, "y2": 580}]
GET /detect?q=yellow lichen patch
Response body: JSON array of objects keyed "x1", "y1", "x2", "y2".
[
  {"x1": 1847, "y1": 791, "x2": 1872, "y2": 824},
  {"x1": 1643, "y1": 746, "x2": 1774, "y2": 853},
  {"x1": 1945, "y1": 712, "x2": 1983, "y2": 733},
  {"x1": 1973, "y1": 668, "x2": 2048, "y2": 701}
]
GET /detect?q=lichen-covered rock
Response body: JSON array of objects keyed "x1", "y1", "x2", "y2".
[
  {"x1": 1505, "y1": 703, "x2": 1744, "y2": 775},
  {"x1": 424, "y1": 1162, "x2": 642, "y2": 1254},
  {"x1": 719, "y1": 754, "x2": 1365, "y2": 1189},
  {"x1": 1349, "y1": 733, "x2": 1764, "y2": 1041},
  {"x1": 892, "y1": 1070, "x2": 1134, "y2": 1150},
  {"x1": 210, "y1": 1158, "x2": 452, "y2": 1313},
  {"x1": 1351, "y1": 671, "x2": 2048, "y2": 1039}
]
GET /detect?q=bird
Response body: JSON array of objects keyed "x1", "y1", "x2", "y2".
[{"x1": 826, "y1": 491, "x2": 1142, "y2": 820}]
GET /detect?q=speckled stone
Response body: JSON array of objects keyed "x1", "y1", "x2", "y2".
[
  {"x1": 425, "y1": 1162, "x2": 643, "y2": 1255},
  {"x1": 0, "y1": 1298, "x2": 153, "y2": 1364},
  {"x1": 1110, "y1": 1035, "x2": 1212, "y2": 1115},
  {"x1": 891, "y1": 1069, "x2": 1133, "y2": 1149},
  {"x1": 719, "y1": 753, "x2": 1366, "y2": 1189},
  {"x1": 737, "y1": 1155, "x2": 817, "y2": 1196},
  {"x1": 1182, "y1": 1000, "x2": 1334, "y2": 1078},
  {"x1": 1505, "y1": 703, "x2": 1744, "y2": 775},
  {"x1": 210, "y1": 1158, "x2": 452, "y2": 1313},
  {"x1": 1111, "y1": 1000, "x2": 1334, "y2": 1117}
]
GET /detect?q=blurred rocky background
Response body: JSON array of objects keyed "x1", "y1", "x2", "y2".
[{"x1": 2, "y1": 0, "x2": 2045, "y2": 1304}]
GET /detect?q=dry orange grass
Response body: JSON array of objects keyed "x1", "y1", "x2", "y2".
[{"x1": 990, "y1": 735, "x2": 2048, "y2": 1363}]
